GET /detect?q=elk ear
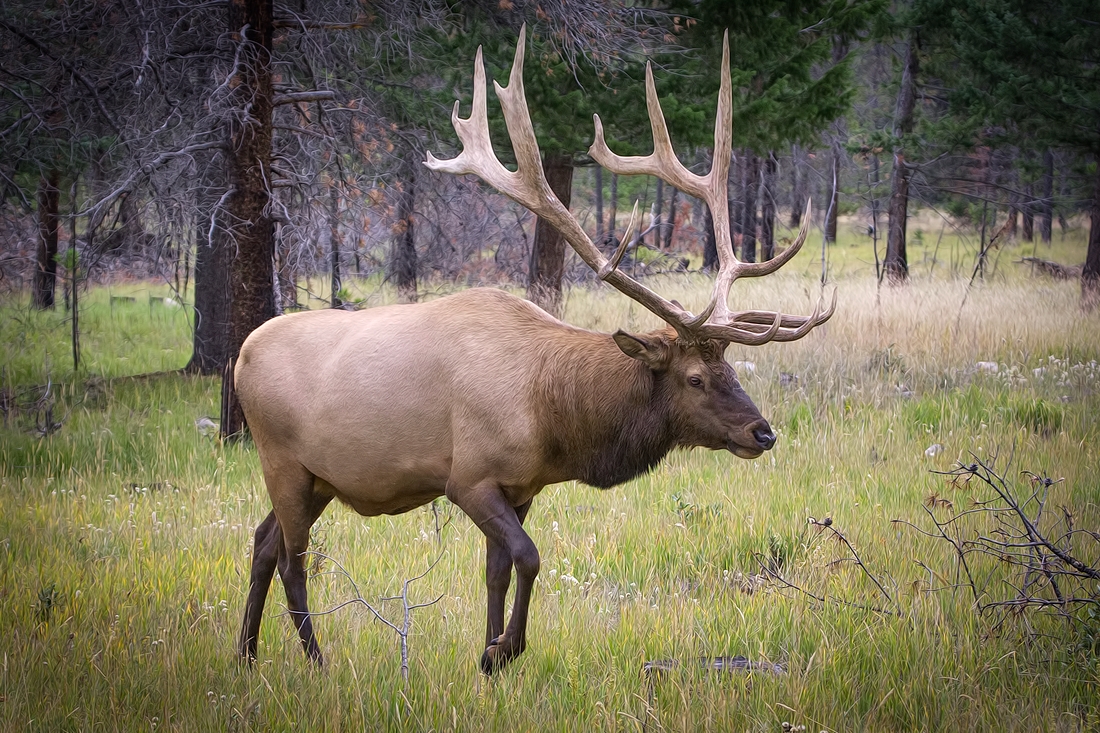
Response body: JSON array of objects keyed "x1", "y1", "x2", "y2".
[{"x1": 613, "y1": 330, "x2": 670, "y2": 370}]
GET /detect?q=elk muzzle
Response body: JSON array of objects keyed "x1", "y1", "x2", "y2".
[{"x1": 726, "y1": 418, "x2": 776, "y2": 459}]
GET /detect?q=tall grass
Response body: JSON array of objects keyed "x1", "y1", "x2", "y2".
[{"x1": 1, "y1": 225, "x2": 1098, "y2": 731}]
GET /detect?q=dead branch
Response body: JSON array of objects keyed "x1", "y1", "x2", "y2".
[
  {"x1": 902, "y1": 456, "x2": 1100, "y2": 633},
  {"x1": 1017, "y1": 257, "x2": 1082, "y2": 281},
  {"x1": 809, "y1": 516, "x2": 895, "y2": 606}
]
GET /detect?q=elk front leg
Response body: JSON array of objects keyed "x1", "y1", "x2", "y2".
[
  {"x1": 485, "y1": 499, "x2": 532, "y2": 646},
  {"x1": 449, "y1": 482, "x2": 539, "y2": 675}
]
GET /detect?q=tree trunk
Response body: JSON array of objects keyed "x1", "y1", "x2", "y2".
[
  {"x1": 884, "y1": 33, "x2": 919, "y2": 285},
  {"x1": 186, "y1": 149, "x2": 232, "y2": 375},
  {"x1": 702, "y1": 204, "x2": 718, "y2": 272},
  {"x1": 70, "y1": 193, "x2": 82, "y2": 372},
  {"x1": 664, "y1": 187, "x2": 678, "y2": 251},
  {"x1": 885, "y1": 156, "x2": 912, "y2": 283},
  {"x1": 1039, "y1": 147, "x2": 1053, "y2": 244},
  {"x1": 1082, "y1": 161, "x2": 1100, "y2": 311},
  {"x1": 1007, "y1": 184, "x2": 1019, "y2": 241},
  {"x1": 1022, "y1": 180, "x2": 1035, "y2": 241},
  {"x1": 329, "y1": 181, "x2": 342, "y2": 308},
  {"x1": 101, "y1": 192, "x2": 148, "y2": 252},
  {"x1": 33, "y1": 171, "x2": 60, "y2": 310},
  {"x1": 871, "y1": 152, "x2": 882, "y2": 279},
  {"x1": 526, "y1": 152, "x2": 573, "y2": 317},
  {"x1": 789, "y1": 145, "x2": 804, "y2": 228},
  {"x1": 761, "y1": 153, "x2": 777, "y2": 260},
  {"x1": 275, "y1": 226, "x2": 298, "y2": 311},
  {"x1": 594, "y1": 166, "x2": 604, "y2": 244},
  {"x1": 653, "y1": 178, "x2": 664, "y2": 249},
  {"x1": 607, "y1": 172, "x2": 618, "y2": 241},
  {"x1": 221, "y1": 0, "x2": 276, "y2": 438},
  {"x1": 392, "y1": 149, "x2": 418, "y2": 303},
  {"x1": 1005, "y1": 150, "x2": 1018, "y2": 240},
  {"x1": 741, "y1": 151, "x2": 759, "y2": 263},
  {"x1": 825, "y1": 148, "x2": 840, "y2": 244}
]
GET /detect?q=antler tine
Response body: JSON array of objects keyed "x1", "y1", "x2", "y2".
[
  {"x1": 426, "y1": 25, "x2": 705, "y2": 339},
  {"x1": 698, "y1": 288, "x2": 837, "y2": 345},
  {"x1": 591, "y1": 33, "x2": 739, "y2": 327},
  {"x1": 423, "y1": 47, "x2": 518, "y2": 197},
  {"x1": 733, "y1": 198, "x2": 813, "y2": 279},
  {"x1": 590, "y1": 63, "x2": 708, "y2": 200},
  {"x1": 597, "y1": 201, "x2": 639, "y2": 280},
  {"x1": 589, "y1": 32, "x2": 734, "y2": 269}
]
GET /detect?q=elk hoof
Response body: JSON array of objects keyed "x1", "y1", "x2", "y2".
[
  {"x1": 479, "y1": 635, "x2": 525, "y2": 675},
  {"x1": 480, "y1": 639, "x2": 503, "y2": 675}
]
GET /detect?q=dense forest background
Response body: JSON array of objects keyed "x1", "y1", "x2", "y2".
[{"x1": 2, "y1": 0, "x2": 1098, "y2": 382}]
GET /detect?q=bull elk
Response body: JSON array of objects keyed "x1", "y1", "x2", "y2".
[{"x1": 237, "y1": 28, "x2": 833, "y2": 675}]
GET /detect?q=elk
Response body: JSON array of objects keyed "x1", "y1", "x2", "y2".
[{"x1": 236, "y1": 28, "x2": 833, "y2": 675}]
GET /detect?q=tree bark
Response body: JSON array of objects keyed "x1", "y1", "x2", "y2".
[
  {"x1": 100, "y1": 192, "x2": 149, "y2": 252},
  {"x1": 884, "y1": 33, "x2": 919, "y2": 285},
  {"x1": 275, "y1": 226, "x2": 298, "y2": 311},
  {"x1": 392, "y1": 149, "x2": 418, "y2": 303},
  {"x1": 526, "y1": 152, "x2": 573, "y2": 317},
  {"x1": 1083, "y1": 161, "x2": 1100, "y2": 311},
  {"x1": 825, "y1": 147, "x2": 840, "y2": 244},
  {"x1": 1004, "y1": 150, "x2": 1019, "y2": 240},
  {"x1": 664, "y1": 187, "x2": 678, "y2": 251},
  {"x1": 871, "y1": 152, "x2": 882, "y2": 279},
  {"x1": 702, "y1": 204, "x2": 718, "y2": 272},
  {"x1": 741, "y1": 151, "x2": 759, "y2": 263},
  {"x1": 653, "y1": 177, "x2": 664, "y2": 249},
  {"x1": 33, "y1": 171, "x2": 60, "y2": 310},
  {"x1": 221, "y1": 0, "x2": 276, "y2": 438},
  {"x1": 70, "y1": 192, "x2": 82, "y2": 371},
  {"x1": 186, "y1": 149, "x2": 232, "y2": 375},
  {"x1": 789, "y1": 145, "x2": 804, "y2": 228},
  {"x1": 594, "y1": 166, "x2": 604, "y2": 244},
  {"x1": 329, "y1": 180, "x2": 342, "y2": 308},
  {"x1": 607, "y1": 172, "x2": 618, "y2": 241},
  {"x1": 1022, "y1": 179, "x2": 1035, "y2": 241},
  {"x1": 885, "y1": 156, "x2": 912, "y2": 283},
  {"x1": 1039, "y1": 147, "x2": 1053, "y2": 244},
  {"x1": 1007, "y1": 191, "x2": 1019, "y2": 240},
  {"x1": 761, "y1": 153, "x2": 777, "y2": 260}
]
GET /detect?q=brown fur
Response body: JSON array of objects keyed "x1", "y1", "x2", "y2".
[{"x1": 236, "y1": 287, "x2": 774, "y2": 673}]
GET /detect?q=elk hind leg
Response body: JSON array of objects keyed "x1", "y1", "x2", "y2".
[
  {"x1": 273, "y1": 480, "x2": 333, "y2": 666},
  {"x1": 239, "y1": 510, "x2": 281, "y2": 663}
]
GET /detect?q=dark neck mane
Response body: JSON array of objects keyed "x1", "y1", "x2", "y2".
[{"x1": 534, "y1": 331, "x2": 676, "y2": 489}]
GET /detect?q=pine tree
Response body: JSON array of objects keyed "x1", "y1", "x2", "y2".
[
  {"x1": 914, "y1": 0, "x2": 1100, "y2": 307},
  {"x1": 671, "y1": 0, "x2": 884, "y2": 260}
]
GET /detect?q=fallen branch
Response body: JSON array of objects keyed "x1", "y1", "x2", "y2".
[
  {"x1": 1017, "y1": 257, "x2": 1082, "y2": 280},
  {"x1": 896, "y1": 456, "x2": 1100, "y2": 633}
]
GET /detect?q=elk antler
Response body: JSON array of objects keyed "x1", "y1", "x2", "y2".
[{"x1": 425, "y1": 26, "x2": 834, "y2": 345}]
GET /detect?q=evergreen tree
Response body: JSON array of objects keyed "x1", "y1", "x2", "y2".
[
  {"x1": 670, "y1": 0, "x2": 885, "y2": 261},
  {"x1": 914, "y1": 0, "x2": 1100, "y2": 307}
]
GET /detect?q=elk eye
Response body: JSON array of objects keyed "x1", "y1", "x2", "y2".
[{"x1": 688, "y1": 375, "x2": 705, "y2": 389}]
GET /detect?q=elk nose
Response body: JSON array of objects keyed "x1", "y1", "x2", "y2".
[{"x1": 753, "y1": 426, "x2": 777, "y2": 450}]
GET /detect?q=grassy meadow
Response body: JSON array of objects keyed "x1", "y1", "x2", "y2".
[{"x1": 1, "y1": 219, "x2": 1099, "y2": 731}]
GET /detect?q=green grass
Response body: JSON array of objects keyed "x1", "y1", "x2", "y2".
[{"x1": 1, "y1": 220, "x2": 1099, "y2": 731}]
